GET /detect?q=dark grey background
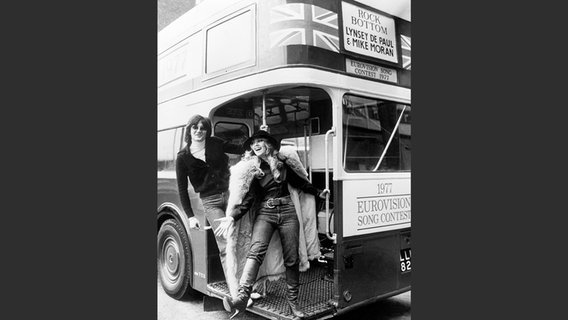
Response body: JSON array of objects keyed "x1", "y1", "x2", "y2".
[{"x1": 3, "y1": 1, "x2": 563, "y2": 320}]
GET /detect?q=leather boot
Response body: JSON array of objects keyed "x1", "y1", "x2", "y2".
[
  {"x1": 223, "y1": 287, "x2": 250, "y2": 319},
  {"x1": 223, "y1": 259, "x2": 260, "y2": 318},
  {"x1": 286, "y1": 266, "x2": 307, "y2": 319}
]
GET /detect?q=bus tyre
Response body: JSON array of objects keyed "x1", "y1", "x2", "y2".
[{"x1": 158, "y1": 219, "x2": 193, "y2": 299}]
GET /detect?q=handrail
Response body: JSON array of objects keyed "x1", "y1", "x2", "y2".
[
  {"x1": 324, "y1": 127, "x2": 337, "y2": 243},
  {"x1": 372, "y1": 105, "x2": 407, "y2": 171}
]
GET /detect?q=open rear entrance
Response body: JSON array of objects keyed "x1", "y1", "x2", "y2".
[
  {"x1": 208, "y1": 86, "x2": 337, "y2": 319},
  {"x1": 207, "y1": 263, "x2": 335, "y2": 319}
]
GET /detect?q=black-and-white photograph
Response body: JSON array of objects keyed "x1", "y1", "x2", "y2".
[{"x1": 157, "y1": 1, "x2": 411, "y2": 319}]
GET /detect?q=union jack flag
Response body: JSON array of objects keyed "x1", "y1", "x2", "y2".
[
  {"x1": 400, "y1": 34, "x2": 411, "y2": 70},
  {"x1": 269, "y1": 3, "x2": 340, "y2": 53}
]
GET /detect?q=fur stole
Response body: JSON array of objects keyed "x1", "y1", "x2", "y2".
[{"x1": 224, "y1": 146, "x2": 321, "y2": 299}]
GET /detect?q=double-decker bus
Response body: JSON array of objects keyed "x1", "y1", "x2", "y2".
[{"x1": 157, "y1": 0, "x2": 411, "y2": 318}]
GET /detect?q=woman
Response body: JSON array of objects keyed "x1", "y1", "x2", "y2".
[
  {"x1": 215, "y1": 129, "x2": 327, "y2": 319},
  {"x1": 176, "y1": 114, "x2": 243, "y2": 281}
]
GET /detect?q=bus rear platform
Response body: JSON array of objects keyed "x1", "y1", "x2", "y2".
[{"x1": 207, "y1": 263, "x2": 336, "y2": 320}]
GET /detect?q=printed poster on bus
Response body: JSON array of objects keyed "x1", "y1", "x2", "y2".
[
  {"x1": 343, "y1": 178, "x2": 411, "y2": 237},
  {"x1": 342, "y1": 2, "x2": 398, "y2": 64}
]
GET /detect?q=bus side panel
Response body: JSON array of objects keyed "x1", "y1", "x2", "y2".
[
  {"x1": 158, "y1": 178, "x2": 181, "y2": 206},
  {"x1": 157, "y1": 177, "x2": 210, "y2": 294},
  {"x1": 336, "y1": 229, "x2": 411, "y2": 308},
  {"x1": 333, "y1": 179, "x2": 411, "y2": 308}
]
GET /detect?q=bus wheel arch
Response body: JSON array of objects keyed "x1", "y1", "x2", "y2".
[{"x1": 157, "y1": 215, "x2": 194, "y2": 299}]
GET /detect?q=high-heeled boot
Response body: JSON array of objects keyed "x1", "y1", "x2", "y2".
[
  {"x1": 223, "y1": 286, "x2": 250, "y2": 319},
  {"x1": 286, "y1": 266, "x2": 307, "y2": 319},
  {"x1": 223, "y1": 259, "x2": 260, "y2": 318}
]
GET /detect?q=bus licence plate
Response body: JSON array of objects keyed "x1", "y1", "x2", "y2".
[{"x1": 400, "y1": 248, "x2": 411, "y2": 273}]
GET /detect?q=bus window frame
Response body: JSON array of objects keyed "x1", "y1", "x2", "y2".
[
  {"x1": 341, "y1": 94, "x2": 410, "y2": 174},
  {"x1": 158, "y1": 125, "x2": 185, "y2": 173},
  {"x1": 202, "y1": 3, "x2": 257, "y2": 81},
  {"x1": 212, "y1": 121, "x2": 251, "y2": 143},
  {"x1": 332, "y1": 90, "x2": 411, "y2": 180}
]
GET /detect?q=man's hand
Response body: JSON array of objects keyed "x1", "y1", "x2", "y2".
[
  {"x1": 214, "y1": 216, "x2": 234, "y2": 238},
  {"x1": 188, "y1": 216, "x2": 200, "y2": 229}
]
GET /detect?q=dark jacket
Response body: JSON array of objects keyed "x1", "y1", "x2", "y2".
[
  {"x1": 232, "y1": 160, "x2": 320, "y2": 221},
  {"x1": 176, "y1": 136, "x2": 243, "y2": 217}
]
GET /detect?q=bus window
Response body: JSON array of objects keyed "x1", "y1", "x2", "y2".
[
  {"x1": 214, "y1": 122, "x2": 250, "y2": 166},
  {"x1": 205, "y1": 7, "x2": 255, "y2": 75},
  {"x1": 252, "y1": 87, "x2": 332, "y2": 137},
  {"x1": 158, "y1": 127, "x2": 183, "y2": 172},
  {"x1": 212, "y1": 86, "x2": 332, "y2": 170},
  {"x1": 342, "y1": 95, "x2": 411, "y2": 172},
  {"x1": 251, "y1": 87, "x2": 332, "y2": 170}
]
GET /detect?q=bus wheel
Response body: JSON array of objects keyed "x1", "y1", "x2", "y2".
[{"x1": 158, "y1": 219, "x2": 193, "y2": 299}]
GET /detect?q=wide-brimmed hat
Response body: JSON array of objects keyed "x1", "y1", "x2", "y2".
[{"x1": 243, "y1": 129, "x2": 280, "y2": 151}]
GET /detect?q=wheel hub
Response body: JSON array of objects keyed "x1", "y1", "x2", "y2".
[{"x1": 162, "y1": 237, "x2": 181, "y2": 282}]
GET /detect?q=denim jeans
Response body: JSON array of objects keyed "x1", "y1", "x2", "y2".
[
  {"x1": 200, "y1": 192, "x2": 229, "y2": 278},
  {"x1": 247, "y1": 198, "x2": 300, "y2": 268}
]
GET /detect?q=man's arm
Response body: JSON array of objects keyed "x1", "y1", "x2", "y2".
[{"x1": 175, "y1": 156, "x2": 195, "y2": 218}]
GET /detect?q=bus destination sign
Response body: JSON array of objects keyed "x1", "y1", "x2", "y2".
[
  {"x1": 346, "y1": 58, "x2": 398, "y2": 83},
  {"x1": 342, "y1": 2, "x2": 398, "y2": 64}
]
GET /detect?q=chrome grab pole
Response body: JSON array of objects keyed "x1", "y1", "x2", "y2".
[
  {"x1": 308, "y1": 123, "x2": 313, "y2": 182},
  {"x1": 260, "y1": 91, "x2": 268, "y2": 131},
  {"x1": 324, "y1": 127, "x2": 336, "y2": 243},
  {"x1": 304, "y1": 124, "x2": 309, "y2": 181}
]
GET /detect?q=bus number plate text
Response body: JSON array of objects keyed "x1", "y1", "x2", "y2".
[{"x1": 400, "y1": 248, "x2": 411, "y2": 273}]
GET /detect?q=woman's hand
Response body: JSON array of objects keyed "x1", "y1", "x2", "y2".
[
  {"x1": 188, "y1": 216, "x2": 200, "y2": 229},
  {"x1": 214, "y1": 216, "x2": 234, "y2": 238},
  {"x1": 318, "y1": 189, "x2": 330, "y2": 199}
]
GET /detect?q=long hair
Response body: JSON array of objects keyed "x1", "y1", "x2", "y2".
[
  {"x1": 263, "y1": 141, "x2": 284, "y2": 183},
  {"x1": 184, "y1": 114, "x2": 212, "y2": 144}
]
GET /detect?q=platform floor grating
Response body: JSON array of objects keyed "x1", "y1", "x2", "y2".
[{"x1": 208, "y1": 264, "x2": 335, "y2": 319}]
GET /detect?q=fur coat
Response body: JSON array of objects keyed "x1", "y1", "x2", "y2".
[{"x1": 224, "y1": 146, "x2": 321, "y2": 299}]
